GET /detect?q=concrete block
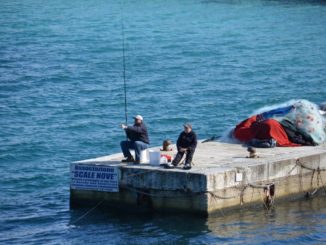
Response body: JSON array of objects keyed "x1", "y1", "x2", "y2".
[{"x1": 71, "y1": 142, "x2": 326, "y2": 215}]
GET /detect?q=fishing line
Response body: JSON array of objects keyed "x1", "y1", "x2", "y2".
[
  {"x1": 120, "y1": 1, "x2": 128, "y2": 125},
  {"x1": 69, "y1": 200, "x2": 104, "y2": 225}
]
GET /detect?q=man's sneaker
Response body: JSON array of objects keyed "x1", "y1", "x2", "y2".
[
  {"x1": 171, "y1": 161, "x2": 178, "y2": 167},
  {"x1": 133, "y1": 160, "x2": 141, "y2": 165},
  {"x1": 183, "y1": 163, "x2": 191, "y2": 170},
  {"x1": 121, "y1": 156, "x2": 135, "y2": 163}
]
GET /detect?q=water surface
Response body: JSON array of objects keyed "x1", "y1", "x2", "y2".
[{"x1": 1, "y1": 0, "x2": 326, "y2": 244}]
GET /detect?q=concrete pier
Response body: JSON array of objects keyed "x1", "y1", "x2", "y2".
[{"x1": 70, "y1": 142, "x2": 326, "y2": 216}]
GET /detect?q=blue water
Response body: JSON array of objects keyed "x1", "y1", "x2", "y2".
[{"x1": 1, "y1": 0, "x2": 326, "y2": 244}]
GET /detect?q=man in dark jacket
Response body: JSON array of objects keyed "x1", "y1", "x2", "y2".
[
  {"x1": 120, "y1": 115, "x2": 149, "y2": 164},
  {"x1": 172, "y1": 123, "x2": 197, "y2": 170}
]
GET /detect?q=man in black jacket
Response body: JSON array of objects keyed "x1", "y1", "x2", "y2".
[
  {"x1": 120, "y1": 115, "x2": 149, "y2": 164},
  {"x1": 172, "y1": 123, "x2": 197, "y2": 170}
]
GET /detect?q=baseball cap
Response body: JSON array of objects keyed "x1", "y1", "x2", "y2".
[
  {"x1": 133, "y1": 115, "x2": 143, "y2": 121},
  {"x1": 183, "y1": 123, "x2": 192, "y2": 129}
]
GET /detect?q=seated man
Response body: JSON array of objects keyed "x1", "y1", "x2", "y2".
[
  {"x1": 120, "y1": 115, "x2": 149, "y2": 164},
  {"x1": 171, "y1": 123, "x2": 197, "y2": 170}
]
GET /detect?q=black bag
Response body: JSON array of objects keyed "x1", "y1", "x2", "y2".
[{"x1": 280, "y1": 119, "x2": 316, "y2": 146}]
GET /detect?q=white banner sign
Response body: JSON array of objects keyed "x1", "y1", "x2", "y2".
[{"x1": 70, "y1": 163, "x2": 119, "y2": 192}]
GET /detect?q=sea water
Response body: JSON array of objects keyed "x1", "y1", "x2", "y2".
[{"x1": 0, "y1": 0, "x2": 326, "y2": 244}]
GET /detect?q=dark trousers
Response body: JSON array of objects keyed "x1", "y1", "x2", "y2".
[
  {"x1": 120, "y1": 140, "x2": 148, "y2": 161},
  {"x1": 172, "y1": 149, "x2": 195, "y2": 165}
]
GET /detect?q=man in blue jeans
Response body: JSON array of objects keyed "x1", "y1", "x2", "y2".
[{"x1": 120, "y1": 115, "x2": 149, "y2": 164}]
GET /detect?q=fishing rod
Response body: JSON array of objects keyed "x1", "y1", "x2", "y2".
[{"x1": 120, "y1": 2, "x2": 128, "y2": 125}]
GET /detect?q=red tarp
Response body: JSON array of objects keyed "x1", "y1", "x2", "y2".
[{"x1": 233, "y1": 115, "x2": 300, "y2": 147}]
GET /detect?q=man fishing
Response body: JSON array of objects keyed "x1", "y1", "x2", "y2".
[{"x1": 120, "y1": 115, "x2": 149, "y2": 164}]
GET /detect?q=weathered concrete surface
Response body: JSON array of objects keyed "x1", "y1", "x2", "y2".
[{"x1": 70, "y1": 141, "x2": 326, "y2": 215}]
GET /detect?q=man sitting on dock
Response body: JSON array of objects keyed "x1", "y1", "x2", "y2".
[
  {"x1": 120, "y1": 115, "x2": 149, "y2": 164},
  {"x1": 171, "y1": 123, "x2": 197, "y2": 170}
]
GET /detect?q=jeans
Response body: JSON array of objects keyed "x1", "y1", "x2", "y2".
[
  {"x1": 120, "y1": 140, "x2": 149, "y2": 161},
  {"x1": 172, "y1": 148, "x2": 195, "y2": 165}
]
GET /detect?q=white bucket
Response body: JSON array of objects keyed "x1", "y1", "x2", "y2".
[
  {"x1": 140, "y1": 149, "x2": 149, "y2": 163},
  {"x1": 149, "y1": 151, "x2": 161, "y2": 165},
  {"x1": 130, "y1": 149, "x2": 149, "y2": 163}
]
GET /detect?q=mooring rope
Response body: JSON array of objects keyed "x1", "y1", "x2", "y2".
[
  {"x1": 122, "y1": 166, "x2": 276, "y2": 203},
  {"x1": 70, "y1": 158, "x2": 326, "y2": 222},
  {"x1": 295, "y1": 158, "x2": 326, "y2": 197},
  {"x1": 120, "y1": 158, "x2": 326, "y2": 209},
  {"x1": 295, "y1": 159, "x2": 326, "y2": 172},
  {"x1": 317, "y1": 169, "x2": 326, "y2": 194},
  {"x1": 123, "y1": 185, "x2": 199, "y2": 199}
]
